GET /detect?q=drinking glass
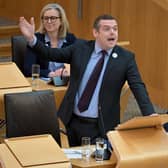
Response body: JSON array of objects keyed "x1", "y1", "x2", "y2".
[
  {"x1": 95, "y1": 138, "x2": 105, "y2": 161},
  {"x1": 32, "y1": 64, "x2": 40, "y2": 89},
  {"x1": 81, "y1": 137, "x2": 91, "y2": 161}
]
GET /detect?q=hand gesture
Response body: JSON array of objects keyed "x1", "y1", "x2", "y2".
[
  {"x1": 19, "y1": 17, "x2": 35, "y2": 43},
  {"x1": 48, "y1": 68, "x2": 70, "y2": 77}
]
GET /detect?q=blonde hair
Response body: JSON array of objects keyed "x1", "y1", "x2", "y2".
[{"x1": 37, "y1": 3, "x2": 69, "y2": 38}]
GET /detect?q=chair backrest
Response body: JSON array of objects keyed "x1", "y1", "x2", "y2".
[
  {"x1": 120, "y1": 82, "x2": 131, "y2": 122},
  {"x1": 4, "y1": 90, "x2": 61, "y2": 145},
  {"x1": 11, "y1": 35, "x2": 27, "y2": 74}
]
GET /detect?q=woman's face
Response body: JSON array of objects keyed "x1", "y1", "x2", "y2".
[{"x1": 42, "y1": 8, "x2": 61, "y2": 33}]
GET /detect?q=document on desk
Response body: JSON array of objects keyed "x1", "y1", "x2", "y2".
[
  {"x1": 62, "y1": 149, "x2": 82, "y2": 159},
  {"x1": 40, "y1": 77, "x2": 51, "y2": 82}
]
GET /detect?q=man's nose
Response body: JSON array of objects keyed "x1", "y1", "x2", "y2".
[{"x1": 111, "y1": 28, "x2": 115, "y2": 33}]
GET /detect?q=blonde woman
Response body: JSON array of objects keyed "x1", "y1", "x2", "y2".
[{"x1": 24, "y1": 3, "x2": 76, "y2": 77}]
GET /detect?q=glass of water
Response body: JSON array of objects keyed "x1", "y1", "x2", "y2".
[
  {"x1": 95, "y1": 138, "x2": 105, "y2": 161},
  {"x1": 81, "y1": 137, "x2": 91, "y2": 161},
  {"x1": 32, "y1": 64, "x2": 40, "y2": 89}
]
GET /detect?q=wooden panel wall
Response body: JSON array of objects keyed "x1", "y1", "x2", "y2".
[
  {"x1": 109, "y1": 0, "x2": 168, "y2": 108},
  {"x1": 1, "y1": 0, "x2": 168, "y2": 108},
  {"x1": 0, "y1": 0, "x2": 57, "y2": 25}
]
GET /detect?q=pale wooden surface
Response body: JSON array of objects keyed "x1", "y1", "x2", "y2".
[
  {"x1": 107, "y1": 115, "x2": 168, "y2": 168},
  {"x1": 0, "y1": 144, "x2": 22, "y2": 168},
  {"x1": 71, "y1": 158, "x2": 116, "y2": 168},
  {"x1": 0, "y1": 135, "x2": 71, "y2": 168},
  {"x1": 116, "y1": 115, "x2": 162, "y2": 130},
  {"x1": 0, "y1": 141, "x2": 115, "y2": 168},
  {"x1": 4, "y1": 135, "x2": 69, "y2": 166},
  {"x1": 0, "y1": 62, "x2": 30, "y2": 89}
]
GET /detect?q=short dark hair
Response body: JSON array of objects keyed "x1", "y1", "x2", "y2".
[{"x1": 93, "y1": 14, "x2": 117, "y2": 30}]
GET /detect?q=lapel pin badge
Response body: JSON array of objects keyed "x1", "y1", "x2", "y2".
[{"x1": 112, "y1": 53, "x2": 118, "y2": 58}]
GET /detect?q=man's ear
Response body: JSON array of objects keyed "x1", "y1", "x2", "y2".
[{"x1": 92, "y1": 28, "x2": 98, "y2": 38}]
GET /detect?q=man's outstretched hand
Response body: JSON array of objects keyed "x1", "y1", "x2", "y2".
[{"x1": 19, "y1": 17, "x2": 35, "y2": 43}]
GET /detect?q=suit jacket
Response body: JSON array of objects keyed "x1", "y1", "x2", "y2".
[
  {"x1": 24, "y1": 32, "x2": 76, "y2": 77},
  {"x1": 33, "y1": 39, "x2": 155, "y2": 136}
]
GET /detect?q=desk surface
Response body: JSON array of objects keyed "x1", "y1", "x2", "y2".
[
  {"x1": 26, "y1": 78, "x2": 67, "y2": 92},
  {"x1": 71, "y1": 158, "x2": 116, "y2": 168},
  {"x1": 0, "y1": 143, "x2": 115, "y2": 168},
  {"x1": 68, "y1": 146, "x2": 116, "y2": 168},
  {"x1": 0, "y1": 62, "x2": 30, "y2": 89}
]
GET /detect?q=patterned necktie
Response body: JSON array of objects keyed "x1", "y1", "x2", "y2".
[{"x1": 78, "y1": 50, "x2": 107, "y2": 112}]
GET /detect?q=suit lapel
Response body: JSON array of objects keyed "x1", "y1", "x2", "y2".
[{"x1": 100, "y1": 45, "x2": 120, "y2": 90}]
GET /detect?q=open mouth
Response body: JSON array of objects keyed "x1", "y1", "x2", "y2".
[{"x1": 107, "y1": 38, "x2": 115, "y2": 42}]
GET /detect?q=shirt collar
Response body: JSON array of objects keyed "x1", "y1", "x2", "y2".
[
  {"x1": 44, "y1": 34, "x2": 50, "y2": 43},
  {"x1": 44, "y1": 33, "x2": 67, "y2": 47},
  {"x1": 94, "y1": 42, "x2": 113, "y2": 57}
]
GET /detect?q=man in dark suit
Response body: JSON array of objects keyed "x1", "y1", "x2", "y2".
[{"x1": 19, "y1": 14, "x2": 156, "y2": 146}]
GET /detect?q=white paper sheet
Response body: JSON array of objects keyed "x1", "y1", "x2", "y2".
[{"x1": 62, "y1": 149, "x2": 82, "y2": 159}]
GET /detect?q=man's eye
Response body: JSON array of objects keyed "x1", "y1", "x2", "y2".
[
  {"x1": 113, "y1": 27, "x2": 118, "y2": 31},
  {"x1": 103, "y1": 27, "x2": 110, "y2": 31}
]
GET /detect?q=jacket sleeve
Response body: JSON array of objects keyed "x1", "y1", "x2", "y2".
[{"x1": 126, "y1": 55, "x2": 155, "y2": 116}]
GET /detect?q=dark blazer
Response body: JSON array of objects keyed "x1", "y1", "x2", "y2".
[
  {"x1": 24, "y1": 32, "x2": 76, "y2": 77},
  {"x1": 33, "y1": 39, "x2": 155, "y2": 136}
]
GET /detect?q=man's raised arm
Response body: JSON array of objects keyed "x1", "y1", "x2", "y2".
[{"x1": 19, "y1": 17, "x2": 36, "y2": 44}]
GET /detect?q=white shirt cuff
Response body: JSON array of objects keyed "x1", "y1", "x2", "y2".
[{"x1": 28, "y1": 36, "x2": 37, "y2": 47}]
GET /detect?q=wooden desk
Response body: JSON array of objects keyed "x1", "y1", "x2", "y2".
[
  {"x1": 67, "y1": 146, "x2": 116, "y2": 168},
  {"x1": 71, "y1": 158, "x2": 116, "y2": 168},
  {"x1": 107, "y1": 115, "x2": 168, "y2": 168},
  {"x1": 0, "y1": 135, "x2": 71, "y2": 168},
  {"x1": 27, "y1": 78, "x2": 67, "y2": 109}
]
